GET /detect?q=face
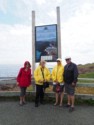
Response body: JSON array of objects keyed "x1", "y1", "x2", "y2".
[
  {"x1": 25, "y1": 63, "x2": 30, "y2": 68},
  {"x1": 41, "y1": 62, "x2": 46, "y2": 68},
  {"x1": 65, "y1": 58, "x2": 71, "y2": 64},
  {"x1": 57, "y1": 61, "x2": 61, "y2": 65}
]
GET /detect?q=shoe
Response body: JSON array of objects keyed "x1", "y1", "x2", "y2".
[
  {"x1": 54, "y1": 103, "x2": 58, "y2": 106},
  {"x1": 69, "y1": 107, "x2": 75, "y2": 112},
  {"x1": 59, "y1": 103, "x2": 63, "y2": 107},
  {"x1": 40, "y1": 102, "x2": 45, "y2": 105},
  {"x1": 64, "y1": 104, "x2": 71, "y2": 108},
  {"x1": 23, "y1": 102, "x2": 27, "y2": 105},
  {"x1": 35, "y1": 103, "x2": 38, "y2": 107},
  {"x1": 19, "y1": 102, "x2": 23, "y2": 106}
]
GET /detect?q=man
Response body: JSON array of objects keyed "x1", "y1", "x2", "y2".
[{"x1": 64, "y1": 57, "x2": 78, "y2": 112}]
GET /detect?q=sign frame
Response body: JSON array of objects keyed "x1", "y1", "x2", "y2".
[{"x1": 35, "y1": 24, "x2": 58, "y2": 62}]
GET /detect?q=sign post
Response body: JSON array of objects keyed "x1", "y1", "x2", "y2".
[
  {"x1": 57, "y1": 6, "x2": 61, "y2": 58},
  {"x1": 31, "y1": 7, "x2": 61, "y2": 74},
  {"x1": 32, "y1": 11, "x2": 35, "y2": 75}
]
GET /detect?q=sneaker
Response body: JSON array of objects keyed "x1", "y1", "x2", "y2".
[
  {"x1": 69, "y1": 107, "x2": 75, "y2": 112},
  {"x1": 40, "y1": 101, "x2": 45, "y2": 105},
  {"x1": 19, "y1": 102, "x2": 23, "y2": 106},
  {"x1": 54, "y1": 103, "x2": 58, "y2": 106},
  {"x1": 64, "y1": 104, "x2": 71, "y2": 108},
  {"x1": 59, "y1": 103, "x2": 63, "y2": 107},
  {"x1": 23, "y1": 102, "x2": 27, "y2": 105}
]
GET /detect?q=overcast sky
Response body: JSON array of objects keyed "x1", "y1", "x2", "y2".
[{"x1": 0, "y1": 0, "x2": 94, "y2": 65}]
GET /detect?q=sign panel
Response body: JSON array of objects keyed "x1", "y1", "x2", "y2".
[{"x1": 35, "y1": 24, "x2": 58, "y2": 62}]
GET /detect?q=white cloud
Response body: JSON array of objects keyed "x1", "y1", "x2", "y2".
[
  {"x1": 61, "y1": 3, "x2": 94, "y2": 64},
  {"x1": 0, "y1": 24, "x2": 32, "y2": 64},
  {"x1": 47, "y1": 10, "x2": 56, "y2": 21},
  {"x1": 0, "y1": 0, "x2": 7, "y2": 14},
  {"x1": 35, "y1": 0, "x2": 46, "y2": 5}
]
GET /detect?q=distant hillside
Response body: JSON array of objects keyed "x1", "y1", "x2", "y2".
[
  {"x1": 78, "y1": 63, "x2": 94, "y2": 74},
  {"x1": 78, "y1": 63, "x2": 94, "y2": 78}
]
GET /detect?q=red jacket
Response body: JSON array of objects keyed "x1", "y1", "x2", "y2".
[{"x1": 17, "y1": 62, "x2": 31, "y2": 87}]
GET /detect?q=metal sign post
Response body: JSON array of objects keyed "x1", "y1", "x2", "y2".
[
  {"x1": 56, "y1": 7, "x2": 62, "y2": 58},
  {"x1": 32, "y1": 11, "x2": 35, "y2": 76}
]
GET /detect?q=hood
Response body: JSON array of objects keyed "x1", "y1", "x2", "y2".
[{"x1": 24, "y1": 61, "x2": 31, "y2": 68}]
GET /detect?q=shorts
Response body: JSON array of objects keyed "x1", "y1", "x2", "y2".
[
  {"x1": 53, "y1": 84, "x2": 64, "y2": 93},
  {"x1": 20, "y1": 87, "x2": 27, "y2": 96},
  {"x1": 65, "y1": 83, "x2": 75, "y2": 95}
]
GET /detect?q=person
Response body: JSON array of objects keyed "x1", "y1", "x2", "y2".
[
  {"x1": 64, "y1": 57, "x2": 78, "y2": 112},
  {"x1": 17, "y1": 61, "x2": 31, "y2": 106},
  {"x1": 52, "y1": 58, "x2": 64, "y2": 107},
  {"x1": 34, "y1": 60, "x2": 51, "y2": 107}
]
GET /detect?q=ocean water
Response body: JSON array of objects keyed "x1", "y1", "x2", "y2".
[
  {"x1": 0, "y1": 64, "x2": 54, "y2": 81},
  {"x1": 0, "y1": 64, "x2": 21, "y2": 78}
]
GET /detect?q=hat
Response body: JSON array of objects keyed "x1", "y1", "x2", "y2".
[
  {"x1": 57, "y1": 58, "x2": 62, "y2": 62},
  {"x1": 65, "y1": 57, "x2": 71, "y2": 60}
]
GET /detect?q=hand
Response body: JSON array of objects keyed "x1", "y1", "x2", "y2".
[
  {"x1": 38, "y1": 80, "x2": 43, "y2": 83},
  {"x1": 72, "y1": 83, "x2": 76, "y2": 87},
  {"x1": 44, "y1": 80, "x2": 46, "y2": 82},
  {"x1": 16, "y1": 82, "x2": 19, "y2": 86},
  {"x1": 54, "y1": 80, "x2": 57, "y2": 83}
]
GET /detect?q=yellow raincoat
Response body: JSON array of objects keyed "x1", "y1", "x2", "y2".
[
  {"x1": 34, "y1": 65, "x2": 51, "y2": 85},
  {"x1": 52, "y1": 64, "x2": 64, "y2": 83}
]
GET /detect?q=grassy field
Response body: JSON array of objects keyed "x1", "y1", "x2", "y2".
[{"x1": 79, "y1": 72, "x2": 94, "y2": 78}]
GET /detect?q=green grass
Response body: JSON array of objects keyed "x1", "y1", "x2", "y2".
[{"x1": 79, "y1": 72, "x2": 94, "y2": 78}]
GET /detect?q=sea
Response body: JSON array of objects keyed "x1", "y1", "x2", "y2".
[
  {"x1": 0, "y1": 64, "x2": 21, "y2": 80},
  {"x1": 0, "y1": 64, "x2": 54, "y2": 81}
]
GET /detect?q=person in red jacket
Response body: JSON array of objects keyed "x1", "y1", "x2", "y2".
[{"x1": 17, "y1": 61, "x2": 31, "y2": 106}]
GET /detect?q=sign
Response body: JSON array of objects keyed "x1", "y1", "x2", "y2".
[{"x1": 35, "y1": 24, "x2": 58, "y2": 62}]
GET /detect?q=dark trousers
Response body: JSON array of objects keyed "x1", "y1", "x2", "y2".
[
  {"x1": 20, "y1": 87, "x2": 27, "y2": 96},
  {"x1": 35, "y1": 84, "x2": 44, "y2": 104}
]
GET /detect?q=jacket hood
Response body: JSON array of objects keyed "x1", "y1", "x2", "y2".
[{"x1": 24, "y1": 61, "x2": 31, "y2": 68}]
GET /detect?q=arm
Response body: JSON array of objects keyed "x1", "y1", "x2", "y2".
[
  {"x1": 45, "y1": 69, "x2": 51, "y2": 81},
  {"x1": 17, "y1": 68, "x2": 22, "y2": 83},
  {"x1": 58, "y1": 66, "x2": 64, "y2": 83},
  {"x1": 51, "y1": 68, "x2": 56, "y2": 82},
  {"x1": 34, "y1": 68, "x2": 43, "y2": 83},
  {"x1": 29, "y1": 69, "x2": 31, "y2": 84}
]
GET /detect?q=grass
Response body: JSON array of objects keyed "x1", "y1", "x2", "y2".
[{"x1": 79, "y1": 72, "x2": 94, "y2": 78}]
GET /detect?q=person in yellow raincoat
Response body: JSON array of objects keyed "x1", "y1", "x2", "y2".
[
  {"x1": 34, "y1": 60, "x2": 51, "y2": 107},
  {"x1": 52, "y1": 58, "x2": 64, "y2": 107}
]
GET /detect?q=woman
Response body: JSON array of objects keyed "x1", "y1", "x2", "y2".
[
  {"x1": 52, "y1": 58, "x2": 64, "y2": 107},
  {"x1": 34, "y1": 60, "x2": 51, "y2": 107},
  {"x1": 17, "y1": 61, "x2": 31, "y2": 106}
]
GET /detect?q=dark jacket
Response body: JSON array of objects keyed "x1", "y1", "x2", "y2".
[{"x1": 64, "y1": 62, "x2": 78, "y2": 84}]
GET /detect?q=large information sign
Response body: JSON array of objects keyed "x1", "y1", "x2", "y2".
[{"x1": 35, "y1": 24, "x2": 58, "y2": 62}]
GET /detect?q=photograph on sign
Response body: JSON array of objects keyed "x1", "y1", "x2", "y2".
[{"x1": 35, "y1": 24, "x2": 58, "y2": 62}]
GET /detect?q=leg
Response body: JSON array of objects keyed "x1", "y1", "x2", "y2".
[
  {"x1": 69, "y1": 86, "x2": 75, "y2": 112},
  {"x1": 60, "y1": 92, "x2": 64, "y2": 106},
  {"x1": 54, "y1": 93, "x2": 59, "y2": 105},
  {"x1": 70, "y1": 95, "x2": 75, "y2": 107},
  {"x1": 20, "y1": 87, "x2": 24, "y2": 105},
  {"x1": 35, "y1": 85, "x2": 40, "y2": 106},
  {"x1": 23, "y1": 87, "x2": 27, "y2": 103},
  {"x1": 59, "y1": 85, "x2": 64, "y2": 106},
  {"x1": 40, "y1": 85, "x2": 44, "y2": 104},
  {"x1": 67, "y1": 95, "x2": 71, "y2": 105}
]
